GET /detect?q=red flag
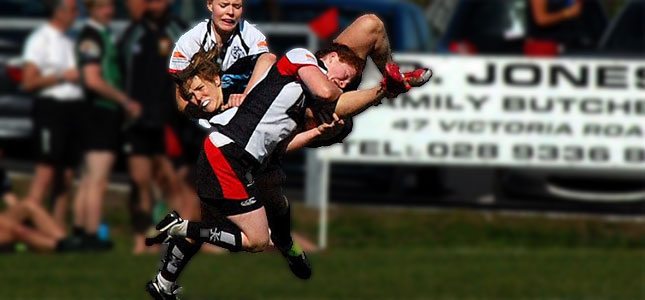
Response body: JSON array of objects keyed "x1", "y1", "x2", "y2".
[{"x1": 309, "y1": 8, "x2": 339, "y2": 40}]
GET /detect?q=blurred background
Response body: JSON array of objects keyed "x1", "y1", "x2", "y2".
[{"x1": 0, "y1": 0, "x2": 643, "y2": 299}]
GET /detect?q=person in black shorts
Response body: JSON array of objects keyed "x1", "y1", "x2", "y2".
[
  {"x1": 119, "y1": 0, "x2": 186, "y2": 255},
  {"x1": 70, "y1": 0, "x2": 141, "y2": 251},
  {"x1": 20, "y1": 0, "x2": 83, "y2": 226}
]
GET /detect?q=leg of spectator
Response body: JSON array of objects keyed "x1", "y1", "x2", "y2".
[
  {"x1": 12, "y1": 224, "x2": 59, "y2": 252},
  {"x1": 20, "y1": 201, "x2": 66, "y2": 240},
  {"x1": 153, "y1": 155, "x2": 182, "y2": 210},
  {"x1": 23, "y1": 164, "x2": 54, "y2": 205},
  {"x1": 84, "y1": 151, "x2": 116, "y2": 235},
  {"x1": 51, "y1": 167, "x2": 74, "y2": 227},
  {"x1": 129, "y1": 155, "x2": 153, "y2": 254},
  {"x1": 72, "y1": 168, "x2": 89, "y2": 236}
]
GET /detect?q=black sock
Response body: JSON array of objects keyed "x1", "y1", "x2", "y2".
[
  {"x1": 185, "y1": 219, "x2": 243, "y2": 252},
  {"x1": 269, "y1": 203, "x2": 293, "y2": 251},
  {"x1": 159, "y1": 237, "x2": 202, "y2": 282}
]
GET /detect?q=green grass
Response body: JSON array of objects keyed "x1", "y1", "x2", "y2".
[{"x1": 0, "y1": 202, "x2": 644, "y2": 300}]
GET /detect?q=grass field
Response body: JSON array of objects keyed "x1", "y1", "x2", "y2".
[{"x1": 1, "y1": 196, "x2": 643, "y2": 300}]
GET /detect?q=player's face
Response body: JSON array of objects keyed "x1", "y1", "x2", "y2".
[
  {"x1": 208, "y1": 0, "x2": 243, "y2": 34},
  {"x1": 325, "y1": 53, "x2": 357, "y2": 89},
  {"x1": 186, "y1": 75, "x2": 223, "y2": 113}
]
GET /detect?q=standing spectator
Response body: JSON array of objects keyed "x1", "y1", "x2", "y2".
[
  {"x1": 125, "y1": 0, "x2": 147, "y2": 21},
  {"x1": 21, "y1": 0, "x2": 83, "y2": 227},
  {"x1": 119, "y1": 0, "x2": 186, "y2": 254},
  {"x1": 525, "y1": 0, "x2": 584, "y2": 55},
  {"x1": 71, "y1": 0, "x2": 141, "y2": 251}
]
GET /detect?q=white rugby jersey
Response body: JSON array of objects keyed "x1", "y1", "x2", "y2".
[
  {"x1": 168, "y1": 19, "x2": 269, "y2": 94},
  {"x1": 207, "y1": 48, "x2": 328, "y2": 164}
]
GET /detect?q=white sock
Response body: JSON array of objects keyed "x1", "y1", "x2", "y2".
[
  {"x1": 156, "y1": 273, "x2": 174, "y2": 293},
  {"x1": 169, "y1": 220, "x2": 188, "y2": 237}
]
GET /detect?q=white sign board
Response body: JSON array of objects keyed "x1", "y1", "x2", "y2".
[{"x1": 316, "y1": 55, "x2": 645, "y2": 170}]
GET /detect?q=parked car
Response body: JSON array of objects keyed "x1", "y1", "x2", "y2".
[{"x1": 433, "y1": 0, "x2": 608, "y2": 55}]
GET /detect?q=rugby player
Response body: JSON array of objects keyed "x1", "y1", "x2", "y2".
[{"x1": 145, "y1": 38, "x2": 423, "y2": 298}]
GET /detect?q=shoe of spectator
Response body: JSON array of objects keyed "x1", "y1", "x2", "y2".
[
  {"x1": 82, "y1": 236, "x2": 113, "y2": 252},
  {"x1": 55, "y1": 236, "x2": 85, "y2": 252},
  {"x1": 146, "y1": 279, "x2": 182, "y2": 300}
]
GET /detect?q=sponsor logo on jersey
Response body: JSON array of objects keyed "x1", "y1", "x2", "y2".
[
  {"x1": 240, "y1": 197, "x2": 257, "y2": 207},
  {"x1": 230, "y1": 45, "x2": 245, "y2": 60}
]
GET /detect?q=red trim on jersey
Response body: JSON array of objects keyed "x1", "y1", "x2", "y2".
[
  {"x1": 204, "y1": 138, "x2": 249, "y2": 200},
  {"x1": 276, "y1": 56, "x2": 314, "y2": 77},
  {"x1": 164, "y1": 125, "x2": 183, "y2": 158},
  {"x1": 168, "y1": 69, "x2": 180, "y2": 74}
]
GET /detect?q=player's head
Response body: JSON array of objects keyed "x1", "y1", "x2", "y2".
[
  {"x1": 45, "y1": 0, "x2": 78, "y2": 29},
  {"x1": 146, "y1": 0, "x2": 170, "y2": 19},
  {"x1": 125, "y1": 0, "x2": 146, "y2": 20},
  {"x1": 84, "y1": 0, "x2": 114, "y2": 24},
  {"x1": 317, "y1": 43, "x2": 364, "y2": 89},
  {"x1": 207, "y1": 0, "x2": 243, "y2": 35},
  {"x1": 175, "y1": 47, "x2": 224, "y2": 113}
]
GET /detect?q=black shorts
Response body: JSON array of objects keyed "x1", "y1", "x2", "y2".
[
  {"x1": 32, "y1": 98, "x2": 84, "y2": 167},
  {"x1": 123, "y1": 125, "x2": 165, "y2": 156},
  {"x1": 195, "y1": 138, "x2": 262, "y2": 216},
  {"x1": 83, "y1": 104, "x2": 123, "y2": 152}
]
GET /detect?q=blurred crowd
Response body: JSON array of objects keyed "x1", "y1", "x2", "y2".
[
  {"x1": 0, "y1": 0, "x2": 204, "y2": 254},
  {"x1": 0, "y1": 0, "x2": 630, "y2": 254}
]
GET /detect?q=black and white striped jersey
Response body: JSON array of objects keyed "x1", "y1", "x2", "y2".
[
  {"x1": 207, "y1": 48, "x2": 328, "y2": 164},
  {"x1": 168, "y1": 19, "x2": 269, "y2": 96}
]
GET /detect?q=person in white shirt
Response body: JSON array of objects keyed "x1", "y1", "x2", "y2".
[{"x1": 21, "y1": 0, "x2": 83, "y2": 227}]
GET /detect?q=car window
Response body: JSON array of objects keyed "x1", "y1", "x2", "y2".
[
  {"x1": 0, "y1": 0, "x2": 48, "y2": 18},
  {"x1": 600, "y1": 1, "x2": 645, "y2": 55}
]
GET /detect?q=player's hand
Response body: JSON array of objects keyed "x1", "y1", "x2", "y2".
[
  {"x1": 62, "y1": 69, "x2": 80, "y2": 83},
  {"x1": 316, "y1": 113, "x2": 345, "y2": 139},
  {"x1": 125, "y1": 100, "x2": 142, "y2": 119},
  {"x1": 221, "y1": 93, "x2": 247, "y2": 111}
]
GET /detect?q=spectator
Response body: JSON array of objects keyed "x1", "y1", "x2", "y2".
[
  {"x1": 20, "y1": 0, "x2": 82, "y2": 227},
  {"x1": 0, "y1": 154, "x2": 78, "y2": 253},
  {"x1": 70, "y1": 0, "x2": 141, "y2": 251},
  {"x1": 125, "y1": 0, "x2": 147, "y2": 21},
  {"x1": 119, "y1": 0, "x2": 186, "y2": 254},
  {"x1": 525, "y1": 0, "x2": 584, "y2": 56}
]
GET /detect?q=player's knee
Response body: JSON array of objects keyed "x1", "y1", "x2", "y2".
[
  {"x1": 245, "y1": 234, "x2": 270, "y2": 253},
  {"x1": 358, "y1": 14, "x2": 385, "y2": 35}
]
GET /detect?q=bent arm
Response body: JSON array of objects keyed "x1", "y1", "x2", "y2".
[
  {"x1": 21, "y1": 63, "x2": 61, "y2": 92},
  {"x1": 298, "y1": 66, "x2": 342, "y2": 102},
  {"x1": 83, "y1": 64, "x2": 129, "y2": 105},
  {"x1": 244, "y1": 53, "x2": 276, "y2": 94},
  {"x1": 530, "y1": 0, "x2": 581, "y2": 27},
  {"x1": 334, "y1": 85, "x2": 386, "y2": 119},
  {"x1": 286, "y1": 129, "x2": 322, "y2": 153}
]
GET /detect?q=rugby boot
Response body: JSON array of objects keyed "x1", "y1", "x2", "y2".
[
  {"x1": 381, "y1": 63, "x2": 410, "y2": 98},
  {"x1": 280, "y1": 242, "x2": 312, "y2": 280},
  {"x1": 403, "y1": 67, "x2": 433, "y2": 87},
  {"x1": 146, "y1": 278, "x2": 182, "y2": 300}
]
